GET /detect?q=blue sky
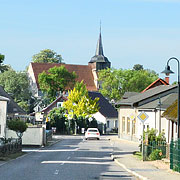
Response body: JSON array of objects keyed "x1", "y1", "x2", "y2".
[{"x1": 1, "y1": 0, "x2": 180, "y2": 83}]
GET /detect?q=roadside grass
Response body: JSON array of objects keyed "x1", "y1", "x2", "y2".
[
  {"x1": 133, "y1": 151, "x2": 143, "y2": 160},
  {"x1": 0, "y1": 152, "x2": 26, "y2": 161}
]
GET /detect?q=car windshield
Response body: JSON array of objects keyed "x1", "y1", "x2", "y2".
[{"x1": 88, "y1": 129, "x2": 98, "y2": 132}]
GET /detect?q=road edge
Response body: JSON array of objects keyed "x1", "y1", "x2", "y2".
[{"x1": 111, "y1": 154, "x2": 148, "y2": 180}]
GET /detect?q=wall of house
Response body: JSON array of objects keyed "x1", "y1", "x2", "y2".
[
  {"x1": 106, "y1": 118, "x2": 118, "y2": 133},
  {"x1": 119, "y1": 107, "x2": 170, "y2": 143},
  {"x1": 118, "y1": 107, "x2": 139, "y2": 142},
  {"x1": 6, "y1": 126, "x2": 46, "y2": 146},
  {"x1": 27, "y1": 63, "x2": 38, "y2": 97},
  {"x1": 0, "y1": 101, "x2": 7, "y2": 138}
]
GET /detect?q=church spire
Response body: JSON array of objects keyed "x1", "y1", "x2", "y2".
[
  {"x1": 95, "y1": 26, "x2": 104, "y2": 56},
  {"x1": 89, "y1": 24, "x2": 111, "y2": 71}
]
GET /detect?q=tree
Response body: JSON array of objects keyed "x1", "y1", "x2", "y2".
[
  {"x1": 133, "y1": 64, "x2": 143, "y2": 71},
  {"x1": 0, "y1": 54, "x2": 9, "y2": 73},
  {"x1": 98, "y1": 67, "x2": 158, "y2": 102},
  {"x1": 7, "y1": 119, "x2": 28, "y2": 139},
  {"x1": 63, "y1": 81, "x2": 99, "y2": 119},
  {"x1": 0, "y1": 69, "x2": 32, "y2": 112},
  {"x1": 38, "y1": 65, "x2": 77, "y2": 102},
  {"x1": 48, "y1": 107, "x2": 67, "y2": 133},
  {"x1": 32, "y1": 49, "x2": 63, "y2": 63},
  {"x1": 63, "y1": 81, "x2": 99, "y2": 133}
]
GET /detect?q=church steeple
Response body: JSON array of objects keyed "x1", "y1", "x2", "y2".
[
  {"x1": 95, "y1": 24, "x2": 104, "y2": 56},
  {"x1": 89, "y1": 25, "x2": 111, "y2": 71}
]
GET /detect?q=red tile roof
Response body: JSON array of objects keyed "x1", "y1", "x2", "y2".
[
  {"x1": 141, "y1": 78, "x2": 169, "y2": 93},
  {"x1": 30, "y1": 62, "x2": 97, "y2": 91}
]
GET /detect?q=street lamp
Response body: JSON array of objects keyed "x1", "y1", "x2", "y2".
[{"x1": 161, "y1": 57, "x2": 180, "y2": 139}]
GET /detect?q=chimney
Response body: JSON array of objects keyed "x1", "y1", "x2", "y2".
[{"x1": 165, "y1": 77, "x2": 169, "y2": 84}]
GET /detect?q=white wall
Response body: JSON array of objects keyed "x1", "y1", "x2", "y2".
[
  {"x1": 6, "y1": 126, "x2": 45, "y2": 146},
  {"x1": 119, "y1": 107, "x2": 170, "y2": 142},
  {"x1": 92, "y1": 112, "x2": 106, "y2": 124},
  {"x1": 0, "y1": 101, "x2": 7, "y2": 138}
]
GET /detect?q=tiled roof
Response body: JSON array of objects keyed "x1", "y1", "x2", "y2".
[
  {"x1": 0, "y1": 86, "x2": 26, "y2": 114},
  {"x1": 30, "y1": 62, "x2": 97, "y2": 91},
  {"x1": 141, "y1": 78, "x2": 169, "y2": 93},
  {"x1": 117, "y1": 85, "x2": 177, "y2": 106},
  {"x1": 88, "y1": 91, "x2": 118, "y2": 118}
]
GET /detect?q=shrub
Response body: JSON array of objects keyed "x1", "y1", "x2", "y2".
[
  {"x1": 149, "y1": 149, "x2": 163, "y2": 161},
  {"x1": 7, "y1": 119, "x2": 28, "y2": 139}
]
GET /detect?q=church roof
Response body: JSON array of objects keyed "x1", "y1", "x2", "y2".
[{"x1": 30, "y1": 62, "x2": 97, "y2": 91}]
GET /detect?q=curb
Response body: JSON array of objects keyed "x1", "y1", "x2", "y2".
[{"x1": 111, "y1": 155, "x2": 148, "y2": 180}]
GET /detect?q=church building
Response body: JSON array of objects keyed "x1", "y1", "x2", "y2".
[{"x1": 27, "y1": 30, "x2": 111, "y2": 97}]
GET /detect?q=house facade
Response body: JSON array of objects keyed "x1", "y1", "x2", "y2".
[
  {"x1": 117, "y1": 85, "x2": 177, "y2": 143},
  {"x1": 0, "y1": 96, "x2": 9, "y2": 138}
]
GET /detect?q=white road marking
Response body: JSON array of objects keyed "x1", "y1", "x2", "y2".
[
  {"x1": 41, "y1": 160, "x2": 109, "y2": 165},
  {"x1": 67, "y1": 156, "x2": 70, "y2": 160},
  {"x1": 22, "y1": 148, "x2": 79, "y2": 152},
  {"x1": 75, "y1": 157, "x2": 111, "y2": 160},
  {"x1": 54, "y1": 170, "x2": 59, "y2": 175}
]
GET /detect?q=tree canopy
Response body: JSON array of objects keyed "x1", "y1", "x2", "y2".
[
  {"x1": 38, "y1": 65, "x2": 77, "y2": 102},
  {"x1": 7, "y1": 119, "x2": 28, "y2": 139},
  {"x1": 63, "y1": 81, "x2": 99, "y2": 119},
  {"x1": 0, "y1": 54, "x2": 9, "y2": 73},
  {"x1": 98, "y1": 67, "x2": 159, "y2": 102},
  {"x1": 0, "y1": 69, "x2": 32, "y2": 112},
  {"x1": 32, "y1": 49, "x2": 63, "y2": 63}
]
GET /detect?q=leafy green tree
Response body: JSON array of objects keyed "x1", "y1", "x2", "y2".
[
  {"x1": 0, "y1": 54, "x2": 9, "y2": 73},
  {"x1": 98, "y1": 67, "x2": 158, "y2": 102},
  {"x1": 7, "y1": 119, "x2": 28, "y2": 139},
  {"x1": 133, "y1": 64, "x2": 143, "y2": 71},
  {"x1": 38, "y1": 65, "x2": 77, "y2": 102},
  {"x1": 48, "y1": 107, "x2": 67, "y2": 133},
  {"x1": 63, "y1": 81, "x2": 99, "y2": 134},
  {"x1": 32, "y1": 49, "x2": 63, "y2": 63},
  {"x1": 0, "y1": 69, "x2": 32, "y2": 112},
  {"x1": 63, "y1": 81, "x2": 99, "y2": 119}
]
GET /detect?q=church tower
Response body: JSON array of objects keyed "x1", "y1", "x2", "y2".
[{"x1": 88, "y1": 27, "x2": 111, "y2": 71}]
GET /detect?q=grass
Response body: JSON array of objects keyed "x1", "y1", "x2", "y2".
[
  {"x1": 133, "y1": 151, "x2": 143, "y2": 160},
  {"x1": 0, "y1": 152, "x2": 26, "y2": 161}
]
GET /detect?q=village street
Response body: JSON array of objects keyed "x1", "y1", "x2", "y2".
[{"x1": 0, "y1": 135, "x2": 137, "y2": 180}]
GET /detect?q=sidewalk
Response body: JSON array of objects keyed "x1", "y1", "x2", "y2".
[{"x1": 110, "y1": 136, "x2": 180, "y2": 180}]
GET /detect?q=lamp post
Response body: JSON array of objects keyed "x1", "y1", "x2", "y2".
[{"x1": 161, "y1": 57, "x2": 180, "y2": 139}]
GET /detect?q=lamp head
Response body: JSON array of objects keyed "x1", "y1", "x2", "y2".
[{"x1": 161, "y1": 65, "x2": 174, "y2": 76}]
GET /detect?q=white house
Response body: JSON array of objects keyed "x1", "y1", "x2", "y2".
[
  {"x1": 89, "y1": 91, "x2": 118, "y2": 133},
  {"x1": 117, "y1": 85, "x2": 177, "y2": 143},
  {"x1": 0, "y1": 96, "x2": 9, "y2": 138}
]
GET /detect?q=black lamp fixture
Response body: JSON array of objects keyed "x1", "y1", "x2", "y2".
[
  {"x1": 161, "y1": 65, "x2": 174, "y2": 76},
  {"x1": 161, "y1": 57, "x2": 180, "y2": 139}
]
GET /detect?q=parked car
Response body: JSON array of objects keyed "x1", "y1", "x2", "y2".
[{"x1": 85, "y1": 128, "x2": 100, "y2": 140}]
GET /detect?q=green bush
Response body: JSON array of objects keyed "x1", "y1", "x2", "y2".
[{"x1": 149, "y1": 149, "x2": 163, "y2": 160}]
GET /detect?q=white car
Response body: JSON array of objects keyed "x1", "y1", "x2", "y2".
[{"x1": 85, "y1": 128, "x2": 100, "y2": 140}]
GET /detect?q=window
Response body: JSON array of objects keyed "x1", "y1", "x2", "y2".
[
  {"x1": 115, "y1": 120, "x2": 118, "y2": 128},
  {"x1": 107, "y1": 121, "x2": 110, "y2": 128},
  {"x1": 122, "y1": 117, "x2": 125, "y2": 133},
  {"x1": 132, "y1": 119, "x2": 136, "y2": 135},
  {"x1": 127, "y1": 117, "x2": 130, "y2": 134}
]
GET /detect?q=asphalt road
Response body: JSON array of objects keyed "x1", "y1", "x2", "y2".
[{"x1": 0, "y1": 135, "x2": 137, "y2": 180}]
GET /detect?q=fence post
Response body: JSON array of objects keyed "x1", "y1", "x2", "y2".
[
  {"x1": 170, "y1": 140, "x2": 173, "y2": 170},
  {"x1": 178, "y1": 139, "x2": 180, "y2": 172}
]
